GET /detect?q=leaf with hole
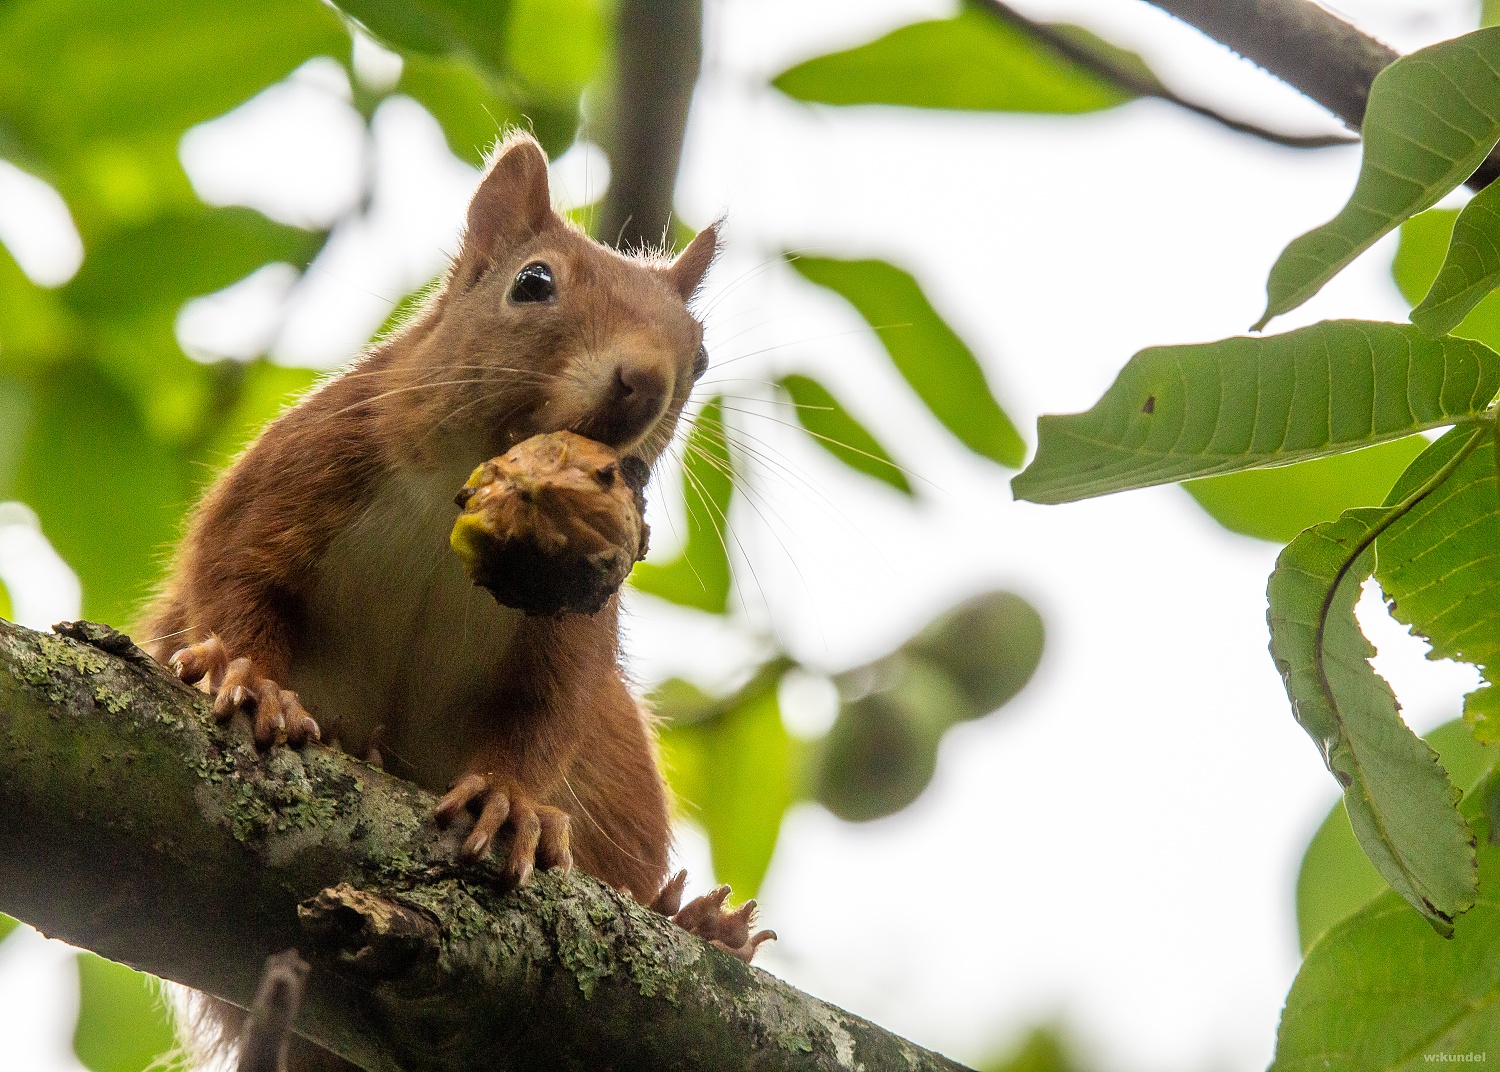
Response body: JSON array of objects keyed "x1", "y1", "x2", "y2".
[
  {"x1": 1257, "y1": 27, "x2": 1500, "y2": 330},
  {"x1": 789, "y1": 255, "x2": 1024, "y2": 468},
  {"x1": 770, "y1": 6, "x2": 1141, "y2": 114},
  {"x1": 1273, "y1": 769, "x2": 1500, "y2": 1071},
  {"x1": 1296, "y1": 719, "x2": 1492, "y2": 954},
  {"x1": 777, "y1": 373, "x2": 911, "y2": 495},
  {"x1": 1013, "y1": 321, "x2": 1500, "y2": 505},
  {"x1": 1413, "y1": 178, "x2": 1500, "y2": 337},
  {"x1": 1267, "y1": 431, "x2": 1487, "y2": 934},
  {"x1": 631, "y1": 398, "x2": 733, "y2": 614},
  {"x1": 1376, "y1": 426, "x2": 1500, "y2": 743},
  {"x1": 1183, "y1": 436, "x2": 1427, "y2": 544}
]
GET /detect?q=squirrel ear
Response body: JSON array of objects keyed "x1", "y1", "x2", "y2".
[
  {"x1": 463, "y1": 135, "x2": 554, "y2": 265},
  {"x1": 663, "y1": 223, "x2": 720, "y2": 301}
]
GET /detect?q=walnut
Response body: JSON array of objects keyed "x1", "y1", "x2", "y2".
[{"x1": 450, "y1": 431, "x2": 650, "y2": 616}]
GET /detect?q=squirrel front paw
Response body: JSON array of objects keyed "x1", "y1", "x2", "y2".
[
  {"x1": 434, "y1": 774, "x2": 573, "y2": 885},
  {"x1": 649, "y1": 871, "x2": 775, "y2": 963},
  {"x1": 169, "y1": 636, "x2": 321, "y2": 748}
]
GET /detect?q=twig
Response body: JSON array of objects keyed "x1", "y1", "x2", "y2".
[
  {"x1": 972, "y1": 0, "x2": 1356, "y2": 149},
  {"x1": 1141, "y1": 0, "x2": 1500, "y2": 189}
]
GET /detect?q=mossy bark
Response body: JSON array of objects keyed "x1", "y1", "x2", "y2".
[{"x1": 0, "y1": 619, "x2": 970, "y2": 1072}]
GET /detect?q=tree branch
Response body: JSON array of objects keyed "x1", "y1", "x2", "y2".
[
  {"x1": 1141, "y1": 0, "x2": 1500, "y2": 189},
  {"x1": 0, "y1": 620, "x2": 970, "y2": 1072},
  {"x1": 972, "y1": 0, "x2": 1356, "y2": 149},
  {"x1": 598, "y1": 0, "x2": 703, "y2": 250}
]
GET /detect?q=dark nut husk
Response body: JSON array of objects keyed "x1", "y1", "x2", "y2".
[{"x1": 450, "y1": 431, "x2": 650, "y2": 616}]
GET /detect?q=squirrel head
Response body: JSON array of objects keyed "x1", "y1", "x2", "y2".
[{"x1": 386, "y1": 133, "x2": 718, "y2": 471}]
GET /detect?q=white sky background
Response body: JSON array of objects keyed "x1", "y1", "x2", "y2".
[{"x1": 0, "y1": 0, "x2": 1490, "y2": 1069}]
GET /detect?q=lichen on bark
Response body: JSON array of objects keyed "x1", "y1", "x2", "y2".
[{"x1": 0, "y1": 618, "x2": 970, "y2": 1072}]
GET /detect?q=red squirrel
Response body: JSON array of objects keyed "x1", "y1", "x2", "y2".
[{"x1": 139, "y1": 135, "x2": 771, "y2": 980}]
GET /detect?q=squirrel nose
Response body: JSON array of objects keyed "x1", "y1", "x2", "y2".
[{"x1": 602, "y1": 363, "x2": 670, "y2": 445}]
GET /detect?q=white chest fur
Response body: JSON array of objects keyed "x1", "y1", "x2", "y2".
[{"x1": 288, "y1": 464, "x2": 522, "y2": 791}]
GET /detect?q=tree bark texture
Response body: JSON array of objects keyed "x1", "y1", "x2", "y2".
[
  {"x1": 1145, "y1": 0, "x2": 1500, "y2": 190},
  {"x1": 0, "y1": 619, "x2": 971, "y2": 1072},
  {"x1": 599, "y1": 0, "x2": 703, "y2": 250}
]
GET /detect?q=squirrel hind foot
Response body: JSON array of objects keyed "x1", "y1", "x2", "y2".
[
  {"x1": 434, "y1": 775, "x2": 573, "y2": 886},
  {"x1": 651, "y1": 873, "x2": 775, "y2": 964},
  {"x1": 168, "y1": 638, "x2": 320, "y2": 748}
]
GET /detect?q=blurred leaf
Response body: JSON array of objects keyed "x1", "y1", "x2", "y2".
[
  {"x1": 328, "y1": 0, "x2": 510, "y2": 62},
  {"x1": 0, "y1": 0, "x2": 346, "y2": 229},
  {"x1": 657, "y1": 663, "x2": 796, "y2": 899},
  {"x1": 0, "y1": 242, "x2": 77, "y2": 367},
  {"x1": 777, "y1": 373, "x2": 911, "y2": 494},
  {"x1": 771, "y1": 6, "x2": 1136, "y2": 114},
  {"x1": 1377, "y1": 426, "x2": 1500, "y2": 744},
  {"x1": 74, "y1": 952, "x2": 176, "y2": 1072},
  {"x1": 1412, "y1": 178, "x2": 1500, "y2": 337},
  {"x1": 1257, "y1": 28, "x2": 1500, "y2": 329},
  {"x1": 505, "y1": 0, "x2": 607, "y2": 97},
  {"x1": 0, "y1": 914, "x2": 16, "y2": 944},
  {"x1": 1183, "y1": 436, "x2": 1428, "y2": 544},
  {"x1": 790, "y1": 255, "x2": 1024, "y2": 468},
  {"x1": 62, "y1": 207, "x2": 320, "y2": 319},
  {"x1": 631, "y1": 398, "x2": 733, "y2": 614},
  {"x1": 0, "y1": 578, "x2": 11, "y2": 621},
  {"x1": 193, "y1": 360, "x2": 319, "y2": 474},
  {"x1": 1013, "y1": 321, "x2": 1500, "y2": 505},
  {"x1": 399, "y1": 54, "x2": 517, "y2": 166},
  {"x1": 905, "y1": 590, "x2": 1044, "y2": 716},
  {"x1": 1273, "y1": 768, "x2": 1500, "y2": 1071},
  {"x1": 1395, "y1": 208, "x2": 1500, "y2": 350},
  {"x1": 1487, "y1": 0, "x2": 1500, "y2": 28},
  {"x1": 1297, "y1": 719, "x2": 1492, "y2": 954},
  {"x1": 2, "y1": 364, "x2": 192, "y2": 626},
  {"x1": 981, "y1": 1026, "x2": 1085, "y2": 1072},
  {"x1": 1268, "y1": 441, "x2": 1484, "y2": 936}
]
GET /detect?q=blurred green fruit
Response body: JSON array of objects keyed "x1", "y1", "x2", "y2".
[{"x1": 905, "y1": 590, "x2": 1044, "y2": 718}]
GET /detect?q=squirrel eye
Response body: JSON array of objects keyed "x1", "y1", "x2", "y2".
[
  {"x1": 509, "y1": 262, "x2": 556, "y2": 304},
  {"x1": 691, "y1": 344, "x2": 709, "y2": 381}
]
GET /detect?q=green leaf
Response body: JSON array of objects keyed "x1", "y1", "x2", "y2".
[
  {"x1": 789, "y1": 255, "x2": 1024, "y2": 468},
  {"x1": 62, "y1": 207, "x2": 321, "y2": 320},
  {"x1": 1273, "y1": 769, "x2": 1500, "y2": 1072},
  {"x1": 1013, "y1": 321, "x2": 1500, "y2": 505},
  {"x1": 776, "y1": 373, "x2": 911, "y2": 494},
  {"x1": 1376, "y1": 426, "x2": 1500, "y2": 744},
  {"x1": 1267, "y1": 431, "x2": 1487, "y2": 935},
  {"x1": 631, "y1": 398, "x2": 733, "y2": 613},
  {"x1": 655, "y1": 663, "x2": 796, "y2": 899},
  {"x1": 771, "y1": 6, "x2": 1136, "y2": 114},
  {"x1": 981, "y1": 1026, "x2": 1084, "y2": 1072},
  {"x1": 1413, "y1": 179, "x2": 1500, "y2": 337},
  {"x1": 1257, "y1": 28, "x2": 1500, "y2": 330},
  {"x1": 74, "y1": 952, "x2": 176, "y2": 1072},
  {"x1": 1396, "y1": 209, "x2": 1500, "y2": 351},
  {"x1": 329, "y1": 0, "x2": 511, "y2": 63},
  {"x1": 398, "y1": 55, "x2": 518, "y2": 166},
  {"x1": 1296, "y1": 719, "x2": 1493, "y2": 954},
  {"x1": 0, "y1": 914, "x2": 17, "y2": 944},
  {"x1": 0, "y1": 0, "x2": 346, "y2": 228},
  {"x1": 2, "y1": 363, "x2": 193, "y2": 627},
  {"x1": 505, "y1": 0, "x2": 607, "y2": 97},
  {"x1": 1184, "y1": 436, "x2": 1428, "y2": 544}
]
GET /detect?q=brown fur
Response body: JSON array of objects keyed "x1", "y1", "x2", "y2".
[{"x1": 138, "y1": 134, "x2": 746, "y2": 1069}]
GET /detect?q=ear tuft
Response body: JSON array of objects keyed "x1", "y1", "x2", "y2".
[
  {"x1": 663, "y1": 222, "x2": 721, "y2": 302},
  {"x1": 462, "y1": 133, "x2": 555, "y2": 268}
]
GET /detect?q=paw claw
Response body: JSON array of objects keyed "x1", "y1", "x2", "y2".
[
  {"x1": 174, "y1": 642, "x2": 317, "y2": 748},
  {"x1": 435, "y1": 775, "x2": 570, "y2": 885},
  {"x1": 671, "y1": 882, "x2": 773, "y2": 963}
]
